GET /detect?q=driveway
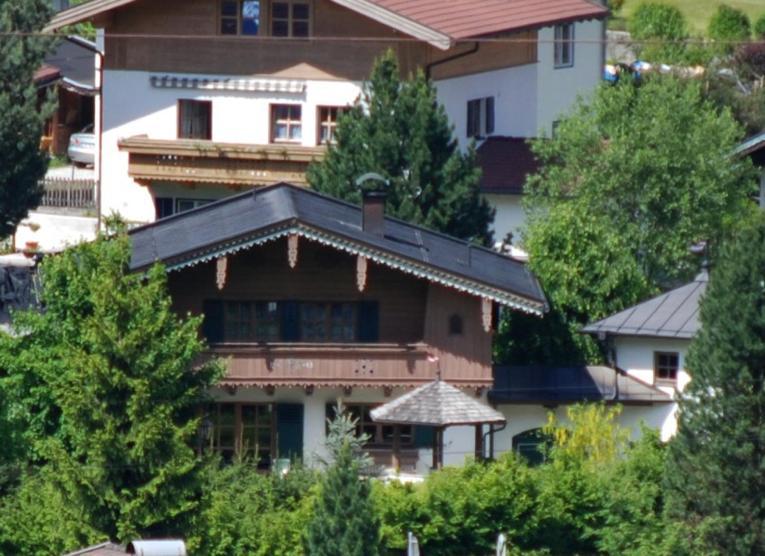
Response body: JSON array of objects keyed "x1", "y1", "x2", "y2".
[{"x1": 45, "y1": 165, "x2": 95, "y2": 180}]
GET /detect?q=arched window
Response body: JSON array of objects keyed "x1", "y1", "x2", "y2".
[
  {"x1": 448, "y1": 314, "x2": 463, "y2": 335},
  {"x1": 512, "y1": 428, "x2": 550, "y2": 466}
]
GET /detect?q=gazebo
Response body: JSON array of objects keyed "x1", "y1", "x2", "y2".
[{"x1": 370, "y1": 379, "x2": 506, "y2": 469}]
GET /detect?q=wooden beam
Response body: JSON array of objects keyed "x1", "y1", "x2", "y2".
[
  {"x1": 474, "y1": 424, "x2": 483, "y2": 462},
  {"x1": 287, "y1": 234, "x2": 299, "y2": 269},
  {"x1": 481, "y1": 297, "x2": 493, "y2": 333},
  {"x1": 215, "y1": 256, "x2": 228, "y2": 290},
  {"x1": 356, "y1": 255, "x2": 368, "y2": 292}
]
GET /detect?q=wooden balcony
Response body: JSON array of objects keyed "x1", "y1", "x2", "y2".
[
  {"x1": 204, "y1": 342, "x2": 493, "y2": 389},
  {"x1": 118, "y1": 136, "x2": 325, "y2": 187}
]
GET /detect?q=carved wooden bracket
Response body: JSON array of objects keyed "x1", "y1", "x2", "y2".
[
  {"x1": 481, "y1": 297, "x2": 492, "y2": 333},
  {"x1": 216, "y1": 256, "x2": 228, "y2": 290},
  {"x1": 288, "y1": 233, "x2": 299, "y2": 269},
  {"x1": 343, "y1": 386, "x2": 353, "y2": 397},
  {"x1": 356, "y1": 255, "x2": 368, "y2": 292},
  {"x1": 304, "y1": 385, "x2": 314, "y2": 396},
  {"x1": 383, "y1": 386, "x2": 393, "y2": 398}
]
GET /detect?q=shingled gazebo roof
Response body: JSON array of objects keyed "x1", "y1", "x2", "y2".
[{"x1": 370, "y1": 380, "x2": 506, "y2": 427}]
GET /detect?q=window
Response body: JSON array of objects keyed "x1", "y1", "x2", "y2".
[
  {"x1": 220, "y1": 0, "x2": 261, "y2": 35},
  {"x1": 328, "y1": 404, "x2": 413, "y2": 448},
  {"x1": 654, "y1": 351, "x2": 679, "y2": 383},
  {"x1": 317, "y1": 106, "x2": 343, "y2": 144},
  {"x1": 448, "y1": 314, "x2": 463, "y2": 335},
  {"x1": 271, "y1": 0, "x2": 310, "y2": 37},
  {"x1": 204, "y1": 300, "x2": 376, "y2": 343},
  {"x1": 554, "y1": 23, "x2": 574, "y2": 68},
  {"x1": 178, "y1": 99, "x2": 212, "y2": 140},
  {"x1": 512, "y1": 428, "x2": 550, "y2": 466},
  {"x1": 271, "y1": 104, "x2": 302, "y2": 142},
  {"x1": 153, "y1": 197, "x2": 213, "y2": 219},
  {"x1": 202, "y1": 403, "x2": 274, "y2": 468},
  {"x1": 177, "y1": 198, "x2": 213, "y2": 213},
  {"x1": 466, "y1": 96, "x2": 494, "y2": 138}
]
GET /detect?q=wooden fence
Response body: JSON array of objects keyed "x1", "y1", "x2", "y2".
[{"x1": 38, "y1": 178, "x2": 97, "y2": 210}]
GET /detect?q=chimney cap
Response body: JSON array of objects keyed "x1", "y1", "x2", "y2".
[{"x1": 355, "y1": 172, "x2": 389, "y2": 194}]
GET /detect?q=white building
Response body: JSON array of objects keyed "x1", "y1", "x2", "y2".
[{"x1": 46, "y1": 0, "x2": 607, "y2": 231}]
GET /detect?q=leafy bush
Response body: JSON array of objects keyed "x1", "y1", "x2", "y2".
[
  {"x1": 755, "y1": 13, "x2": 765, "y2": 39},
  {"x1": 708, "y1": 5, "x2": 751, "y2": 55},
  {"x1": 628, "y1": 3, "x2": 689, "y2": 63}
]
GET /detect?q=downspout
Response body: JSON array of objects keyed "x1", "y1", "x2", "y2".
[
  {"x1": 425, "y1": 41, "x2": 480, "y2": 80},
  {"x1": 68, "y1": 34, "x2": 104, "y2": 229}
]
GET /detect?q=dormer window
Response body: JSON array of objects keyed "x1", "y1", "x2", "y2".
[{"x1": 220, "y1": 0, "x2": 261, "y2": 36}]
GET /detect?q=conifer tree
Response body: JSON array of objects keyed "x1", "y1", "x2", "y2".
[
  {"x1": 307, "y1": 50, "x2": 494, "y2": 245},
  {"x1": 0, "y1": 0, "x2": 53, "y2": 237},
  {"x1": 305, "y1": 406, "x2": 381, "y2": 556},
  {"x1": 665, "y1": 215, "x2": 765, "y2": 554},
  {"x1": 0, "y1": 229, "x2": 222, "y2": 544}
]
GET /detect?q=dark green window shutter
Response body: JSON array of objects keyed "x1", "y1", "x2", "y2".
[
  {"x1": 202, "y1": 300, "x2": 224, "y2": 344},
  {"x1": 281, "y1": 301, "x2": 300, "y2": 341},
  {"x1": 277, "y1": 403, "x2": 304, "y2": 461},
  {"x1": 357, "y1": 300, "x2": 379, "y2": 342},
  {"x1": 414, "y1": 426, "x2": 434, "y2": 448}
]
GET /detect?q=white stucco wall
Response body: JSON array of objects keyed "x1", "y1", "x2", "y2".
[
  {"x1": 535, "y1": 19, "x2": 604, "y2": 137},
  {"x1": 15, "y1": 212, "x2": 97, "y2": 252},
  {"x1": 434, "y1": 63, "x2": 539, "y2": 150},
  {"x1": 483, "y1": 193, "x2": 525, "y2": 244}
]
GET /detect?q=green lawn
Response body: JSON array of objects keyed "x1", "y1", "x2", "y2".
[{"x1": 618, "y1": 0, "x2": 764, "y2": 35}]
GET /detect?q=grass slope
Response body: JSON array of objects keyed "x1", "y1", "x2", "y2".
[{"x1": 619, "y1": 0, "x2": 764, "y2": 35}]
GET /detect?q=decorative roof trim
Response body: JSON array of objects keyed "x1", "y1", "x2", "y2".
[
  {"x1": 149, "y1": 74, "x2": 306, "y2": 93},
  {"x1": 155, "y1": 223, "x2": 545, "y2": 315}
]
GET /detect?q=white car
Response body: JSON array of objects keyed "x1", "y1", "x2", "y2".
[{"x1": 67, "y1": 124, "x2": 95, "y2": 167}]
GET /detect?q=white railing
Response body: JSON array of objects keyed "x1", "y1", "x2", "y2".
[{"x1": 38, "y1": 178, "x2": 97, "y2": 210}]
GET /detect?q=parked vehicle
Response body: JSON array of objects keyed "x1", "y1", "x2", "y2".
[{"x1": 67, "y1": 124, "x2": 95, "y2": 166}]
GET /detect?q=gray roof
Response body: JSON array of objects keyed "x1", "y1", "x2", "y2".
[
  {"x1": 64, "y1": 543, "x2": 126, "y2": 555},
  {"x1": 370, "y1": 380, "x2": 506, "y2": 426},
  {"x1": 582, "y1": 271, "x2": 708, "y2": 339},
  {"x1": 45, "y1": 36, "x2": 97, "y2": 93},
  {"x1": 490, "y1": 365, "x2": 672, "y2": 405},
  {"x1": 129, "y1": 183, "x2": 546, "y2": 313},
  {"x1": 735, "y1": 130, "x2": 765, "y2": 158}
]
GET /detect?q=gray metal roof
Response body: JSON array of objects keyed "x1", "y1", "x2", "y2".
[
  {"x1": 64, "y1": 543, "x2": 126, "y2": 555},
  {"x1": 370, "y1": 380, "x2": 506, "y2": 426},
  {"x1": 489, "y1": 365, "x2": 672, "y2": 405},
  {"x1": 129, "y1": 183, "x2": 546, "y2": 313},
  {"x1": 582, "y1": 271, "x2": 708, "y2": 339},
  {"x1": 734, "y1": 130, "x2": 765, "y2": 158}
]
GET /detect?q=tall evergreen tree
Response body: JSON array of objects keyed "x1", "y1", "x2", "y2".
[
  {"x1": 305, "y1": 406, "x2": 381, "y2": 556},
  {"x1": 0, "y1": 230, "x2": 222, "y2": 544},
  {"x1": 307, "y1": 50, "x2": 494, "y2": 245},
  {"x1": 665, "y1": 214, "x2": 765, "y2": 554},
  {"x1": 0, "y1": 0, "x2": 54, "y2": 237}
]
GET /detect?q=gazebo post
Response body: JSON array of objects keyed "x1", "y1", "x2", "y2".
[
  {"x1": 432, "y1": 426, "x2": 444, "y2": 469},
  {"x1": 474, "y1": 424, "x2": 483, "y2": 462},
  {"x1": 392, "y1": 425, "x2": 401, "y2": 471}
]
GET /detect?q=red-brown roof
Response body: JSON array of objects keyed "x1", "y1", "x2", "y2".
[
  {"x1": 369, "y1": 0, "x2": 608, "y2": 39},
  {"x1": 33, "y1": 64, "x2": 61, "y2": 86},
  {"x1": 477, "y1": 136, "x2": 539, "y2": 195}
]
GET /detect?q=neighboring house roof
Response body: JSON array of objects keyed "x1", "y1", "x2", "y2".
[
  {"x1": 370, "y1": 379, "x2": 507, "y2": 426},
  {"x1": 63, "y1": 542, "x2": 126, "y2": 556},
  {"x1": 582, "y1": 271, "x2": 708, "y2": 339},
  {"x1": 734, "y1": 130, "x2": 765, "y2": 167},
  {"x1": 477, "y1": 136, "x2": 539, "y2": 195},
  {"x1": 35, "y1": 36, "x2": 97, "y2": 94},
  {"x1": 46, "y1": 0, "x2": 608, "y2": 50},
  {"x1": 489, "y1": 365, "x2": 673, "y2": 404},
  {"x1": 128, "y1": 183, "x2": 547, "y2": 314}
]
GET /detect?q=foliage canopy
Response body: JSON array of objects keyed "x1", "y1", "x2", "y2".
[{"x1": 307, "y1": 50, "x2": 494, "y2": 245}]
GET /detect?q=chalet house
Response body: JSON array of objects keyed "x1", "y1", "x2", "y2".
[
  {"x1": 128, "y1": 183, "x2": 547, "y2": 472},
  {"x1": 735, "y1": 130, "x2": 765, "y2": 209},
  {"x1": 47, "y1": 0, "x2": 608, "y2": 238},
  {"x1": 582, "y1": 271, "x2": 708, "y2": 440}
]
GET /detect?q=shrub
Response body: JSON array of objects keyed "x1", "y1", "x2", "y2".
[
  {"x1": 627, "y1": 3, "x2": 689, "y2": 63},
  {"x1": 708, "y1": 5, "x2": 751, "y2": 55},
  {"x1": 755, "y1": 13, "x2": 765, "y2": 39}
]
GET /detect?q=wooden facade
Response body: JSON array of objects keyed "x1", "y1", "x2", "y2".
[
  {"x1": 118, "y1": 137, "x2": 324, "y2": 186},
  {"x1": 101, "y1": 0, "x2": 537, "y2": 80},
  {"x1": 169, "y1": 237, "x2": 494, "y2": 388}
]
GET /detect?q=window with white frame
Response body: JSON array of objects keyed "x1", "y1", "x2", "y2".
[
  {"x1": 317, "y1": 106, "x2": 343, "y2": 144},
  {"x1": 554, "y1": 23, "x2": 574, "y2": 68},
  {"x1": 271, "y1": 0, "x2": 310, "y2": 37},
  {"x1": 271, "y1": 104, "x2": 302, "y2": 142},
  {"x1": 466, "y1": 96, "x2": 495, "y2": 139}
]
